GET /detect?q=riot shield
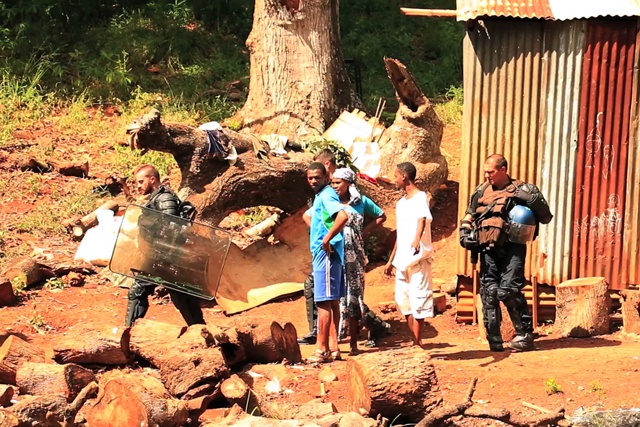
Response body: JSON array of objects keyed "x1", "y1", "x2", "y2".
[{"x1": 109, "y1": 204, "x2": 231, "y2": 300}]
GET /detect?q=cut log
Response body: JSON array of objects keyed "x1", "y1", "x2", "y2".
[
  {"x1": 52, "y1": 324, "x2": 131, "y2": 365},
  {"x1": 220, "y1": 374, "x2": 261, "y2": 414},
  {"x1": 346, "y1": 346, "x2": 440, "y2": 422},
  {"x1": 0, "y1": 385, "x2": 15, "y2": 407},
  {"x1": 244, "y1": 213, "x2": 280, "y2": 237},
  {"x1": 232, "y1": 321, "x2": 302, "y2": 364},
  {"x1": 0, "y1": 335, "x2": 46, "y2": 384},
  {"x1": 49, "y1": 160, "x2": 89, "y2": 177},
  {"x1": 620, "y1": 289, "x2": 640, "y2": 334},
  {"x1": 5, "y1": 381, "x2": 97, "y2": 427},
  {"x1": 0, "y1": 257, "x2": 55, "y2": 290},
  {"x1": 476, "y1": 298, "x2": 516, "y2": 341},
  {"x1": 130, "y1": 322, "x2": 230, "y2": 396},
  {"x1": 555, "y1": 277, "x2": 611, "y2": 338},
  {"x1": 15, "y1": 362, "x2": 96, "y2": 402},
  {"x1": 0, "y1": 281, "x2": 16, "y2": 307},
  {"x1": 86, "y1": 370, "x2": 188, "y2": 427},
  {"x1": 129, "y1": 319, "x2": 185, "y2": 367},
  {"x1": 63, "y1": 200, "x2": 120, "y2": 239}
]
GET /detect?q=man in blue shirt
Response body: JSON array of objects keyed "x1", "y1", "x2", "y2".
[{"x1": 306, "y1": 162, "x2": 348, "y2": 363}]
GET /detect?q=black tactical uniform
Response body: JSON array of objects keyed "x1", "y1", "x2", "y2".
[
  {"x1": 462, "y1": 179, "x2": 551, "y2": 352},
  {"x1": 125, "y1": 185, "x2": 205, "y2": 327}
]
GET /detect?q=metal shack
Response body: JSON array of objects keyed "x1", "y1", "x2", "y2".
[{"x1": 403, "y1": 1, "x2": 640, "y2": 323}]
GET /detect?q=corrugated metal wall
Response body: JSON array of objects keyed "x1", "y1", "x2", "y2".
[
  {"x1": 458, "y1": 18, "x2": 545, "y2": 279},
  {"x1": 537, "y1": 21, "x2": 585, "y2": 285},
  {"x1": 571, "y1": 19, "x2": 637, "y2": 290}
]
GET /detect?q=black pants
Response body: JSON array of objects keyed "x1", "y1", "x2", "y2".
[
  {"x1": 479, "y1": 242, "x2": 532, "y2": 343},
  {"x1": 125, "y1": 280, "x2": 205, "y2": 327},
  {"x1": 303, "y1": 272, "x2": 317, "y2": 334}
]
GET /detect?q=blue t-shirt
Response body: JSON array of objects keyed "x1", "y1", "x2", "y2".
[
  {"x1": 309, "y1": 186, "x2": 345, "y2": 262},
  {"x1": 348, "y1": 195, "x2": 384, "y2": 218}
]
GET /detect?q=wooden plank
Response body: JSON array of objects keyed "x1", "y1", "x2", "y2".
[{"x1": 400, "y1": 8, "x2": 457, "y2": 18}]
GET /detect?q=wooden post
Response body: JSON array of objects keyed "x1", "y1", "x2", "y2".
[
  {"x1": 532, "y1": 277, "x2": 539, "y2": 330},
  {"x1": 555, "y1": 277, "x2": 611, "y2": 337}
]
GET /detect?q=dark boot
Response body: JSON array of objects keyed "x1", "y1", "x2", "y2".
[
  {"x1": 125, "y1": 280, "x2": 154, "y2": 327},
  {"x1": 297, "y1": 329, "x2": 317, "y2": 345},
  {"x1": 170, "y1": 290, "x2": 205, "y2": 326}
]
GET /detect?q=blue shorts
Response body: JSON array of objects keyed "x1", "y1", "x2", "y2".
[{"x1": 312, "y1": 250, "x2": 345, "y2": 302}]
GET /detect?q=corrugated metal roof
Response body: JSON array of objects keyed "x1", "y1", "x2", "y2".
[{"x1": 457, "y1": 0, "x2": 640, "y2": 21}]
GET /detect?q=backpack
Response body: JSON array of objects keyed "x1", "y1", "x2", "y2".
[{"x1": 178, "y1": 200, "x2": 197, "y2": 221}]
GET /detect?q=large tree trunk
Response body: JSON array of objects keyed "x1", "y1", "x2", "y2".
[
  {"x1": 377, "y1": 58, "x2": 448, "y2": 194},
  {"x1": 232, "y1": 0, "x2": 357, "y2": 138},
  {"x1": 128, "y1": 109, "x2": 313, "y2": 225},
  {"x1": 346, "y1": 347, "x2": 440, "y2": 422}
]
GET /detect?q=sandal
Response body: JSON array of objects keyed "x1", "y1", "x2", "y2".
[
  {"x1": 331, "y1": 350, "x2": 342, "y2": 361},
  {"x1": 306, "y1": 349, "x2": 331, "y2": 364}
]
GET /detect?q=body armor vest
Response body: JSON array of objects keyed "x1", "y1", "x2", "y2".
[{"x1": 474, "y1": 179, "x2": 523, "y2": 248}]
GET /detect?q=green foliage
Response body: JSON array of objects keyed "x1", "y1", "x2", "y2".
[
  {"x1": 303, "y1": 137, "x2": 357, "y2": 170},
  {"x1": 244, "y1": 206, "x2": 272, "y2": 226},
  {"x1": 44, "y1": 277, "x2": 65, "y2": 291},
  {"x1": 544, "y1": 378, "x2": 562, "y2": 395},
  {"x1": 589, "y1": 380, "x2": 605, "y2": 397},
  {"x1": 434, "y1": 84, "x2": 464, "y2": 125},
  {"x1": 11, "y1": 275, "x2": 27, "y2": 295}
]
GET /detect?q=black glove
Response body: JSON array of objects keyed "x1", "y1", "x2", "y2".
[{"x1": 459, "y1": 223, "x2": 477, "y2": 250}]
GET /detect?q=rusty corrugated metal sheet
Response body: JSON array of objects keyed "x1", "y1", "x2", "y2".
[
  {"x1": 571, "y1": 20, "x2": 637, "y2": 290},
  {"x1": 624, "y1": 27, "x2": 640, "y2": 286},
  {"x1": 457, "y1": 0, "x2": 640, "y2": 21},
  {"x1": 457, "y1": 19, "x2": 544, "y2": 279},
  {"x1": 536, "y1": 21, "x2": 585, "y2": 286}
]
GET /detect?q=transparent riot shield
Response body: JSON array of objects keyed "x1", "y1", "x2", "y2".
[{"x1": 109, "y1": 204, "x2": 231, "y2": 300}]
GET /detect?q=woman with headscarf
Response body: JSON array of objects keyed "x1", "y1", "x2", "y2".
[{"x1": 331, "y1": 168, "x2": 386, "y2": 355}]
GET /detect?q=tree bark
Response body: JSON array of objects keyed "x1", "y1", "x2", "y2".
[
  {"x1": 86, "y1": 370, "x2": 188, "y2": 427},
  {"x1": 52, "y1": 324, "x2": 131, "y2": 365},
  {"x1": 62, "y1": 200, "x2": 119, "y2": 238},
  {"x1": 377, "y1": 58, "x2": 448, "y2": 194},
  {"x1": 555, "y1": 277, "x2": 611, "y2": 337},
  {"x1": 0, "y1": 335, "x2": 46, "y2": 384},
  {"x1": 620, "y1": 289, "x2": 640, "y2": 334},
  {"x1": 232, "y1": 0, "x2": 357, "y2": 139},
  {"x1": 231, "y1": 321, "x2": 302, "y2": 364},
  {"x1": 346, "y1": 346, "x2": 440, "y2": 422},
  {"x1": 15, "y1": 362, "x2": 96, "y2": 402},
  {"x1": 128, "y1": 109, "x2": 313, "y2": 225},
  {"x1": 129, "y1": 319, "x2": 185, "y2": 367}
]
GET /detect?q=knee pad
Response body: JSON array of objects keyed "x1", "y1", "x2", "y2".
[
  {"x1": 481, "y1": 285, "x2": 499, "y2": 307},
  {"x1": 496, "y1": 287, "x2": 516, "y2": 303}
]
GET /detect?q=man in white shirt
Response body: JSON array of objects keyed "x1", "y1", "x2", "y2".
[{"x1": 384, "y1": 162, "x2": 434, "y2": 348}]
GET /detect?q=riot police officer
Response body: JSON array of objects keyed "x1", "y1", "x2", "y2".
[
  {"x1": 459, "y1": 154, "x2": 552, "y2": 352},
  {"x1": 124, "y1": 164, "x2": 205, "y2": 327}
]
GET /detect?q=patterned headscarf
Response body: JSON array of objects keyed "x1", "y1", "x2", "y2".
[{"x1": 333, "y1": 168, "x2": 361, "y2": 205}]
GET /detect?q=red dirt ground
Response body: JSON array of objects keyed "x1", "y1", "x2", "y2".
[{"x1": 1, "y1": 117, "x2": 640, "y2": 425}]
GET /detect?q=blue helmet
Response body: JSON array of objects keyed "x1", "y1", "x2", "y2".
[{"x1": 507, "y1": 205, "x2": 537, "y2": 243}]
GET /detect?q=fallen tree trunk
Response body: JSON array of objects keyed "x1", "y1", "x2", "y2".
[
  {"x1": 18, "y1": 158, "x2": 89, "y2": 177},
  {"x1": 620, "y1": 289, "x2": 640, "y2": 334},
  {"x1": 555, "y1": 277, "x2": 611, "y2": 337},
  {"x1": 53, "y1": 324, "x2": 131, "y2": 365},
  {"x1": 86, "y1": 370, "x2": 188, "y2": 427},
  {"x1": 128, "y1": 319, "x2": 185, "y2": 366},
  {"x1": 15, "y1": 362, "x2": 96, "y2": 402},
  {"x1": 0, "y1": 335, "x2": 46, "y2": 384},
  {"x1": 1, "y1": 257, "x2": 55, "y2": 290},
  {"x1": 3, "y1": 381, "x2": 97, "y2": 427},
  {"x1": 346, "y1": 346, "x2": 440, "y2": 422}
]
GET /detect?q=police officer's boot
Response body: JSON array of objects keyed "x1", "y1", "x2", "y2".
[
  {"x1": 125, "y1": 281, "x2": 152, "y2": 327},
  {"x1": 505, "y1": 294, "x2": 535, "y2": 352},
  {"x1": 482, "y1": 291, "x2": 504, "y2": 351}
]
